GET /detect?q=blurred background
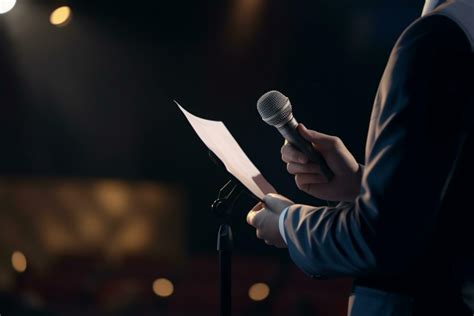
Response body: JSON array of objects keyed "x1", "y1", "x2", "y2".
[{"x1": 0, "y1": 0, "x2": 422, "y2": 315}]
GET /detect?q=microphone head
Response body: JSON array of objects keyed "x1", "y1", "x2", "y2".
[{"x1": 257, "y1": 90, "x2": 294, "y2": 128}]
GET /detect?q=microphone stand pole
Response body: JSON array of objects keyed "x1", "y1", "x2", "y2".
[{"x1": 211, "y1": 179, "x2": 244, "y2": 316}]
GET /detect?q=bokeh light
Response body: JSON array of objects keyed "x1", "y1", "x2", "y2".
[
  {"x1": 152, "y1": 278, "x2": 174, "y2": 297},
  {"x1": 11, "y1": 251, "x2": 27, "y2": 273},
  {"x1": 248, "y1": 282, "x2": 270, "y2": 301},
  {"x1": 0, "y1": 0, "x2": 16, "y2": 14},
  {"x1": 50, "y1": 6, "x2": 72, "y2": 27}
]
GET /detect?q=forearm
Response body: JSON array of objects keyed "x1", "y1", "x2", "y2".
[{"x1": 283, "y1": 201, "x2": 376, "y2": 279}]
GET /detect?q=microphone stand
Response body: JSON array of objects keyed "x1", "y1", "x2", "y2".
[
  {"x1": 211, "y1": 178, "x2": 244, "y2": 316},
  {"x1": 208, "y1": 150, "x2": 259, "y2": 316}
]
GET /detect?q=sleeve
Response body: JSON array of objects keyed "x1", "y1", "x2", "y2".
[
  {"x1": 283, "y1": 15, "x2": 472, "y2": 279},
  {"x1": 278, "y1": 207, "x2": 289, "y2": 244}
]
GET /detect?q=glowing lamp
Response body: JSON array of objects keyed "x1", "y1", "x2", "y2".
[
  {"x1": 0, "y1": 0, "x2": 16, "y2": 14},
  {"x1": 248, "y1": 282, "x2": 270, "y2": 301},
  {"x1": 50, "y1": 6, "x2": 72, "y2": 27}
]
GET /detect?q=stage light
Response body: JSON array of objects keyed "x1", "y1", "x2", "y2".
[
  {"x1": 50, "y1": 6, "x2": 72, "y2": 27},
  {"x1": 248, "y1": 282, "x2": 270, "y2": 301},
  {"x1": 153, "y1": 278, "x2": 174, "y2": 297},
  {"x1": 11, "y1": 251, "x2": 27, "y2": 273},
  {"x1": 0, "y1": 0, "x2": 16, "y2": 14}
]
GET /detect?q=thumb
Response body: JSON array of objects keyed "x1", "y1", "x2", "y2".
[
  {"x1": 298, "y1": 124, "x2": 336, "y2": 149},
  {"x1": 263, "y1": 193, "x2": 294, "y2": 214}
]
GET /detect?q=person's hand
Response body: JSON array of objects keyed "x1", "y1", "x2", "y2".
[
  {"x1": 246, "y1": 193, "x2": 294, "y2": 248},
  {"x1": 281, "y1": 124, "x2": 362, "y2": 201}
]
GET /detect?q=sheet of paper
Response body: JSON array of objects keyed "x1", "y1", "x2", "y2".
[{"x1": 176, "y1": 101, "x2": 276, "y2": 199}]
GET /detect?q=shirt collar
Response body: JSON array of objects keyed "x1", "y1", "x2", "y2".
[{"x1": 422, "y1": 0, "x2": 442, "y2": 16}]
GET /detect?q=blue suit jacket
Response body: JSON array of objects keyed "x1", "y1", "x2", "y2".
[{"x1": 283, "y1": 12, "x2": 474, "y2": 316}]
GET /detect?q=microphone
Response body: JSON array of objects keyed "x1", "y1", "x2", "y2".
[{"x1": 257, "y1": 90, "x2": 334, "y2": 181}]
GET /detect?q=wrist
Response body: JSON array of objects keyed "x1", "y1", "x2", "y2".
[
  {"x1": 342, "y1": 163, "x2": 363, "y2": 202},
  {"x1": 351, "y1": 163, "x2": 364, "y2": 200}
]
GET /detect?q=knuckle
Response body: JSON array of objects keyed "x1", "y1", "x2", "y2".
[
  {"x1": 286, "y1": 163, "x2": 295, "y2": 174},
  {"x1": 295, "y1": 178, "x2": 303, "y2": 190},
  {"x1": 295, "y1": 174, "x2": 306, "y2": 183},
  {"x1": 288, "y1": 151, "x2": 297, "y2": 162},
  {"x1": 294, "y1": 153, "x2": 305, "y2": 163},
  {"x1": 331, "y1": 136, "x2": 342, "y2": 146}
]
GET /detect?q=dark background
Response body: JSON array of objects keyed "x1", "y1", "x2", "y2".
[{"x1": 0, "y1": 0, "x2": 423, "y2": 315}]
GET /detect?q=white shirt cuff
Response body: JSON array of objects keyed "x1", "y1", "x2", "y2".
[{"x1": 278, "y1": 207, "x2": 290, "y2": 245}]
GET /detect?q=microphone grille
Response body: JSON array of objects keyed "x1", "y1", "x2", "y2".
[{"x1": 256, "y1": 90, "x2": 293, "y2": 127}]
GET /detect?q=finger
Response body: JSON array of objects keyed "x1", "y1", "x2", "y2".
[
  {"x1": 295, "y1": 174, "x2": 328, "y2": 188},
  {"x1": 256, "y1": 230, "x2": 263, "y2": 239},
  {"x1": 280, "y1": 140, "x2": 290, "y2": 154},
  {"x1": 263, "y1": 193, "x2": 294, "y2": 214},
  {"x1": 248, "y1": 207, "x2": 267, "y2": 228},
  {"x1": 287, "y1": 162, "x2": 322, "y2": 175},
  {"x1": 297, "y1": 183, "x2": 326, "y2": 197},
  {"x1": 298, "y1": 124, "x2": 341, "y2": 150},
  {"x1": 281, "y1": 143, "x2": 309, "y2": 164},
  {"x1": 246, "y1": 202, "x2": 264, "y2": 226},
  {"x1": 253, "y1": 202, "x2": 264, "y2": 211},
  {"x1": 280, "y1": 142, "x2": 287, "y2": 156},
  {"x1": 247, "y1": 210, "x2": 256, "y2": 226}
]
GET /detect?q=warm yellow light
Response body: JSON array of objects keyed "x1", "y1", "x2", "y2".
[
  {"x1": 152, "y1": 278, "x2": 174, "y2": 297},
  {"x1": 50, "y1": 6, "x2": 72, "y2": 27},
  {"x1": 94, "y1": 181, "x2": 129, "y2": 217},
  {"x1": 11, "y1": 251, "x2": 27, "y2": 273},
  {"x1": 248, "y1": 282, "x2": 270, "y2": 301}
]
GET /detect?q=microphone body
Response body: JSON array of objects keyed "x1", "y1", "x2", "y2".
[{"x1": 257, "y1": 91, "x2": 334, "y2": 181}]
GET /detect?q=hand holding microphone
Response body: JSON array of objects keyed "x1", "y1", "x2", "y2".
[
  {"x1": 257, "y1": 90, "x2": 362, "y2": 202},
  {"x1": 257, "y1": 91, "x2": 334, "y2": 181}
]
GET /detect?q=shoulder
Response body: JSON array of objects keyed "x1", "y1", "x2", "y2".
[
  {"x1": 377, "y1": 12, "x2": 473, "y2": 128},
  {"x1": 384, "y1": 13, "x2": 472, "y2": 81},
  {"x1": 395, "y1": 14, "x2": 471, "y2": 55}
]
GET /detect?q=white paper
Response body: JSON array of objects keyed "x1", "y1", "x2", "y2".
[{"x1": 176, "y1": 101, "x2": 276, "y2": 199}]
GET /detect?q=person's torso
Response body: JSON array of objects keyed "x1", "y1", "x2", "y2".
[{"x1": 359, "y1": 1, "x2": 474, "y2": 315}]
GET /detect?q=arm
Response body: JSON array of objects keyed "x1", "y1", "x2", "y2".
[{"x1": 281, "y1": 15, "x2": 471, "y2": 278}]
